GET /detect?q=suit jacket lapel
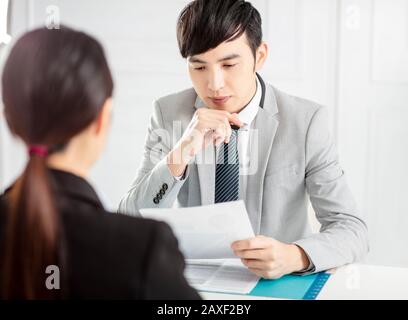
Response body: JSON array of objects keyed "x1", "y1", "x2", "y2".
[{"x1": 245, "y1": 83, "x2": 279, "y2": 234}]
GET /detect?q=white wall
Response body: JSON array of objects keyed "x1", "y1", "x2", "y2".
[
  {"x1": 336, "y1": 0, "x2": 408, "y2": 267},
  {"x1": 0, "y1": 0, "x2": 32, "y2": 190},
  {"x1": 1, "y1": 0, "x2": 407, "y2": 267}
]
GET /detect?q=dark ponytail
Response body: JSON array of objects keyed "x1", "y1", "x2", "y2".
[
  {"x1": 3, "y1": 153, "x2": 59, "y2": 299},
  {"x1": 1, "y1": 26, "x2": 113, "y2": 299}
]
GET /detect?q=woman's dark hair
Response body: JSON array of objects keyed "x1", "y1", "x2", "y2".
[
  {"x1": 1, "y1": 26, "x2": 113, "y2": 299},
  {"x1": 177, "y1": 0, "x2": 262, "y2": 58}
]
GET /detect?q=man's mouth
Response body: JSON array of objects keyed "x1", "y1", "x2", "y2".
[{"x1": 210, "y1": 96, "x2": 230, "y2": 106}]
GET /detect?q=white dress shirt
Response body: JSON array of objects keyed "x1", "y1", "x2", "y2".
[{"x1": 234, "y1": 76, "x2": 261, "y2": 200}]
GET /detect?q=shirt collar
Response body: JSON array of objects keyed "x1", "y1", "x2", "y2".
[
  {"x1": 238, "y1": 76, "x2": 261, "y2": 127},
  {"x1": 194, "y1": 76, "x2": 261, "y2": 127}
]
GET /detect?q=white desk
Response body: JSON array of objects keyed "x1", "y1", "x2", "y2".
[{"x1": 201, "y1": 264, "x2": 408, "y2": 300}]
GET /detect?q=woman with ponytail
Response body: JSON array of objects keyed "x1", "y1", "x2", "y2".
[{"x1": 0, "y1": 26, "x2": 200, "y2": 300}]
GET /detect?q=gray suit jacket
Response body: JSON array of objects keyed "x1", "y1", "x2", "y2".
[{"x1": 119, "y1": 78, "x2": 369, "y2": 274}]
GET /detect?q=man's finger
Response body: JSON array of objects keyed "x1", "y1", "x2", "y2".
[
  {"x1": 248, "y1": 268, "x2": 283, "y2": 280},
  {"x1": 247, "y1": 267, "x2": 264, "y2": 277},
  {"x1": 214, "y1": 135, "x2": 224, "y2": 146},
  {"x1": 233, "y1": 248, "x2": 270, "y2": 260},
  {"x1": 223, "y1": 118, "x2": 232, "y2": 143},
  {"x1": 208, "y1": 110, "x2": 242, "y2": 128},
  {"x1": 231, "y1": 236, "x2": 273, "y2": 251},
  {"x1": 213, "y1": 125, "x2": 226, "y2": 141},
  {"x1": 226, "y1": 112, "x2": 243, "y2": 127},
  {"x1": 242, "y1": 258, "x2": 276, "y2": 270}
]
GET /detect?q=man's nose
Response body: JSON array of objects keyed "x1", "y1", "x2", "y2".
[{"x1": 207, "y1": 69, "x2": 225, "y2": 93}]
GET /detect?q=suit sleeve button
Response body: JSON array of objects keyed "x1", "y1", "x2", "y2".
[
  {"x1": 156, "y1": 193, "x2": 162, "y2": 200},
  {"x1": 153, "y1": 197, "x2": 159, "y2": 204},
  {"x1": 159, "y1": 189, "x2": 165, "y2": 195},
  {"x1": 162, "y1": 183, "x2": 168, "y2": 191}
]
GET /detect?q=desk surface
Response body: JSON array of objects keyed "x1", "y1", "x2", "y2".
[{"x1": 201, "y1": 263, "x2": 408, "y2": 300}]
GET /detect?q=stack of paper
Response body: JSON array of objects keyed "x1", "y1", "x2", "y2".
[{"x1": 185, "y1": 259, "x2": 260, "y2": 294}]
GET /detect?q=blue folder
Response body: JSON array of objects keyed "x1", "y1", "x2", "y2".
[
  {"x1": 202, "y1": 272, "x2": 330, "y2": 299},
  {"x1": 249, "y1": 272, "x2": 331, "y2": 300}
]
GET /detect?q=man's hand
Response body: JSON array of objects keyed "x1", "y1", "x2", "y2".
[
  {"x1": 167, "y1": 109, "x2": 242, "y2": 177},
  {"x1": 231, "y1": 235, "x2": 310, "y2": 279}
]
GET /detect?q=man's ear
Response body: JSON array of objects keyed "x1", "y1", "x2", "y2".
[
  {"x1": 94, "y1": 98, "x2": 112, "y2": 135},
  {"x1": 255, "y1": 42, "x2": 268, "y2": 72}
]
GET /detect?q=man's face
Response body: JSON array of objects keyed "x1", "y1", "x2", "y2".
[{"x1": 188, "y1": 33, "x2": 265, "y2": 113}]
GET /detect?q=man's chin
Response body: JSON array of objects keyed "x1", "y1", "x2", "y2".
[{"x1": 207, "y1": 102, "x2": 235, "y2": 112}]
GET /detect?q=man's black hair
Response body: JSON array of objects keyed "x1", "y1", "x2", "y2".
[{"x1": 177, "y1": 0, "x2": 262, "y2": 59}]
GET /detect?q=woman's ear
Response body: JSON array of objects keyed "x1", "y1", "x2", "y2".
[
  {"x1": 255, "y1": 42, "x2": 268, "y2": 72},
  {"x1": 94, "y1": 98, "x2": 112, "y2": 135}
]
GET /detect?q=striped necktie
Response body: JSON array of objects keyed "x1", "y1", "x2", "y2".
[{"x1": 215, "y1": 127, "x2": 239, "y2": 203}]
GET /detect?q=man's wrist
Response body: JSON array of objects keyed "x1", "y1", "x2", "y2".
[
  {"x1": 289, "y1": 244, "x2": 310, "y2": 273},
  {"x1": 167, "y1": 157, "x2": 187, "y2": 178},
  {"x1": 167, "y1": 144, "x2": 190, "y2": 177}
]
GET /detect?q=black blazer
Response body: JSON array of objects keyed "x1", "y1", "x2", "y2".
[{"x1": 0, "y1": 169, "x2": 200, "y2": 299}]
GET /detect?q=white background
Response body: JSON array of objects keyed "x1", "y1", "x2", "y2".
[{"x1": 1, "y1": 0, "x2": 407, "y2": 268}]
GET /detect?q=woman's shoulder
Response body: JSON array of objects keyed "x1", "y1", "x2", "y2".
[
  {"x1": 99, "y1": 211, "x2": 174, "y2": 242},
  {"x1": 63, "y1": 205, "x2": 178, "y2": 256}
]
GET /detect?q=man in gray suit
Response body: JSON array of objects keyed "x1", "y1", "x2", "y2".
[{"x1": 120, "y1": 0, "x2": 369, "y2": 279}]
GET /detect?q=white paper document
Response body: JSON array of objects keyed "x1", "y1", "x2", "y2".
[
  {"x1": 139, "y1": 200, "x2": 254, "y2": 259},
  {"x1": 185, "y1": 259, "x2": 260, "y2": 294}
]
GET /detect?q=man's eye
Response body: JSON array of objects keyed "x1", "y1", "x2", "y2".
[
  {"x1": 194, "y1": 66, "x2": 205, "y2": 71},
  {"x1": 224, "y1": 64, "x2": 237, "y2": 68}
]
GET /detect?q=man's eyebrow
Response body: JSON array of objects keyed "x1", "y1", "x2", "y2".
[
  {"x1": 188, "y1": 54, "x2": 241, "y2": 64},
  {"x1": 188, "y1": 57, "x2": 207, "y2": 64},
  {"x1": 217, "y1": 54, "x2": 241, "y2": 62}
]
